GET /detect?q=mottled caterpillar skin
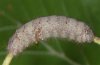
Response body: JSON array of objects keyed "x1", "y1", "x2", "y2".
[{"x1": 8, "y1": 15, "x2": 94, "y2": 56}]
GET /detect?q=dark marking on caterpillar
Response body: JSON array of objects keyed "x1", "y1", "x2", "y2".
[{"x1": 35, "y1": 27, "x2": 42, "y2": 43}]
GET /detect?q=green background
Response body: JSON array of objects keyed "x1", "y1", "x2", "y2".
[{"x1": 0, "y1": 0, "x2": 100, "y2": 65}]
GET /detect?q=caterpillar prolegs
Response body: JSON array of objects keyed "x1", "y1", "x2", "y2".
[{"x1": 2, "y1": 15, "x2": 100, "y2": 65}]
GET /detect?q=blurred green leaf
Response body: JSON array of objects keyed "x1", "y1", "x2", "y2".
[{"x1": 0, "y1": 0, "x2": 100, "y2": 65}]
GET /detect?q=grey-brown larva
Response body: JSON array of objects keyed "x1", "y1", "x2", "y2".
[
  {"x1": 8, "y1": 15, "x2": 94, "y2": 56},
  {"x1": 3, "y1": 15, "x2": 100, "y2": 65}
]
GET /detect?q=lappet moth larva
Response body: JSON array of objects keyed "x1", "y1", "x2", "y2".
[{"x1": 2, "y1": 15, "x2": 100, "y2": 65}]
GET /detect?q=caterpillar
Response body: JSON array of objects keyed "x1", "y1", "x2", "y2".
[{"x1": 2, "y1": 15, "x2": 100, "y2": 65}]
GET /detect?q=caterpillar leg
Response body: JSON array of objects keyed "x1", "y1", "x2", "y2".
[
  {"x1": 94, "y1": 36, "x2": 100, "y2": 44},
  {"x1": 2, "y1": 53, "x2": 13, "y2": 65}
]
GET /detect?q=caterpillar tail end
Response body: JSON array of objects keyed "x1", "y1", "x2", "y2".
[
  {"x1": 2, "y1": 53, "x2": 13, "y2": 65},
  {"x1": 94, "y1": 36, "x2": 100, "y2": 45}
]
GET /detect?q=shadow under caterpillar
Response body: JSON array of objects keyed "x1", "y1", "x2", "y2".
[{"x1": 2, "y1": 15, "x2": 100, "y2": 65}]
